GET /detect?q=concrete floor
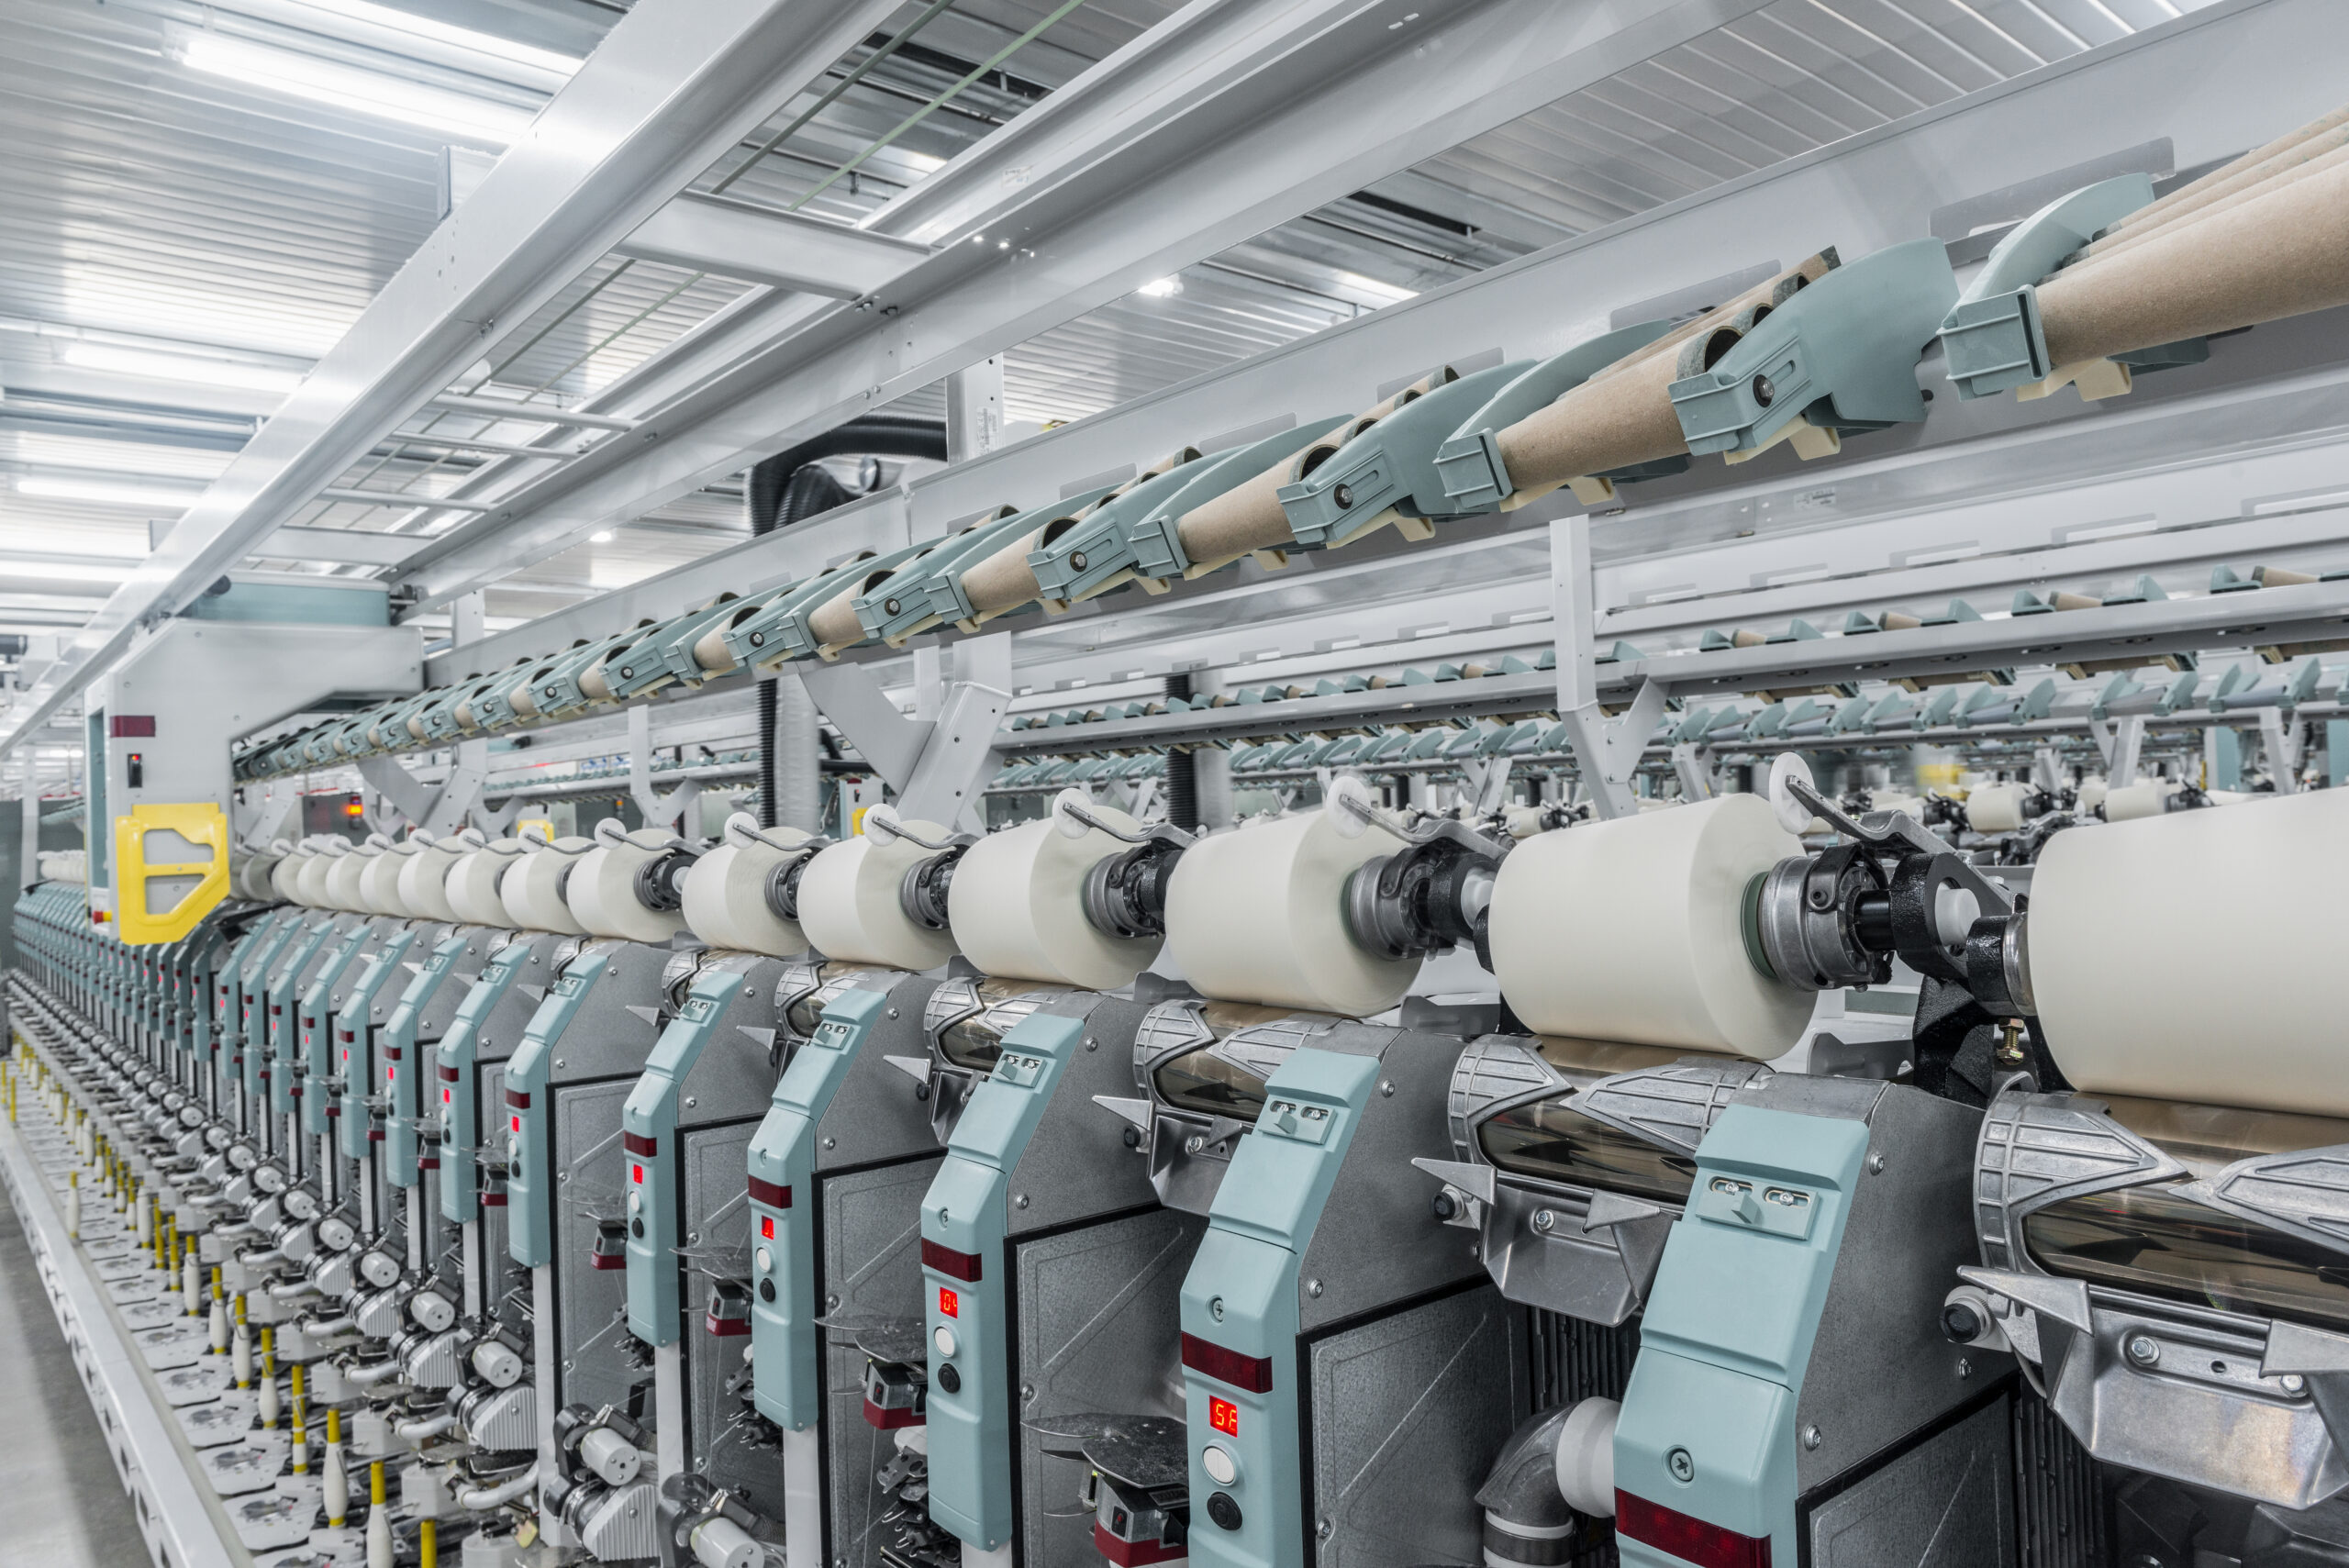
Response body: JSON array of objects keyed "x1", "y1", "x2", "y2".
[{"x1": 0, "y1": 1174, "x2": 152, "y2": 1568}]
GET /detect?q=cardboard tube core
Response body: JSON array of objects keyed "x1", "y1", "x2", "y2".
[
  {"x1": 2099, "y1": 102, "x2": 2349, "y2": 246},
  {"x1": 1174, "y1": 374, "x2": 1451, "y2": 573},
  {"x1": 2040, "y1": 157, "x2": 2349, "y2": 368},
  {"x1": 1488, "y1": 250, "x2": 1835, "y2": 494}
]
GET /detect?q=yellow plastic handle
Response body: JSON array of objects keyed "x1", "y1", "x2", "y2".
[{"x1": 113, "y1": 802, "x2": 231, "y2": 945}]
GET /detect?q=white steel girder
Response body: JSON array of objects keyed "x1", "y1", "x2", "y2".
[
  {"x1": 0, "y1": 0, "x2": 912, "y2": 759},
  {"x1": 391, "y1": 0, "x2": 1787, "y2": 603}
]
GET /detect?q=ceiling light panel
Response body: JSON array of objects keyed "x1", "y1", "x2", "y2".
[
  {"x1": 180, "y1": 30, "x2": 540, "y2": 145},
  {"x1": 210, "y1": 0, "x2": 584, "y2": 88}
]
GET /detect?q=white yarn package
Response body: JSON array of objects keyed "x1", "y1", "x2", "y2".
[{"x1": 1486, "y1": 794, "x2": 1811, "y2": 1060}]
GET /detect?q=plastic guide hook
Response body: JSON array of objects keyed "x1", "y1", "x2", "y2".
[
  {"x1": 1051, "y1": 786, "x2": 1196, "y2": 848},
  {"x1": 1768, "y1": 750, "x2": 2011, "y2": 924},
  {"x1": 861, "y1": 804, "x2": 971, "y2": 853},
  {"x1": 1328, "y1": 773, "x2": 1485, "y2": 854},
  {"x1": 591, "y1": 815, "x2": 706, "y2": 859},
  {"x1": 721, "y1": 810, "x2": 829, "y2": 857},
  {"x1": 1327, "y1": 773, "x2": 1389, "y2": 841},
  {"x1": 1768, "y1": 751, "x2": 1889, "y2": 843}
]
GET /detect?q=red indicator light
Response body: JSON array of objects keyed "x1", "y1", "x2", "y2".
[
  {"x1": 1615, "y1": 1491, "x2": 1772, "y2": 1568},
  {"x1": 510, "y1": 1115, "x2": 521, "y2": 1133},
  {"x1": 921, "y1": 1239, "x2": 982, "y2": 1281},
  {"x1": 441, "y1": 1089, "x2": 451, "y2": 1104},
  {"x1": 1208, "y1": 1396, "x2": 1239, "y2": 1437},
  {"x1": 761, "y1": 1216, "x2": 774, "y2": 1240},
  {"x1": 939, "y1": 1286, "x2": 960, "y2": 1318},
  {"x1": 386, "y1": 1067, "x2": 396, "y2": 1084},
  {"x1": 630, "y1": 1163, "x2": 643, "y2": 1184},
  {"x1": 1180, "y1": 1332, "x2": 1274, "y2": 1393}
]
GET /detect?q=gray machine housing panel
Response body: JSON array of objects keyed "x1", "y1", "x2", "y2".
[
  {"x1": 1298, "y1": 1023, "x2": 1487, "y2": 1332},
  {"x1": 543, "y1": 938, "x2": 676, "y2": 1413},
  {"x1": 1803, "y1": 1394, "x2": 2016, "y2": 1568},
  {"x1": 1307, "y1": 1282, "x2": 1531, "y2": 1568},
  {"x1": 815, "y1": 973, "x2": 952, "y2": 1174},
  {"x1": 681, "y1": 1120, "x2": 774, "y2": 1515},
  {"x1": 1014, "y1": 1204, "x2": 1207, "y2": 1568},
  {"x1": 1006, "y1": 990, "x2": 1158, "y2": 1237},
  {"x1": 809, "y1": 968, "x2": 963, "y2": 1568},
  {"x1": 821, "y1": 1154, "x2": 950, "y2": 1568},
  {"x1": 1749, "y1": 1073, "x2": 2017, "y2": 1495},
  {"x1": 553, "y1": 1074, "x2": 643, "y2": 1416}
]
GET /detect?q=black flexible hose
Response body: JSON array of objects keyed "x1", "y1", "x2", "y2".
[
  {"x1": 746, "y1": 415, "x2": 948, "y2": 533},
  {"x1": 1162, "y1": 673, "x2": 1197, "y2": 832}
]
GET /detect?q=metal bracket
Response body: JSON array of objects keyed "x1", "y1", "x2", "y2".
[
  {"x1": 356, "y1": 747, "x2": 487, "y2": 839},
  {"x1": 2258, "y1": 706, "x2": 2302, "y2": 794},
  {"x1": 797, "y1": 658, "x2": 934, "y2": 786},
  {"x1": 1670, "y1": 741, "x2": 1717, "y2": 802},
  {"x1": 2087, "y1": 714, "x2": 2144, "y2": 787},
  {"x1": 1457, "y1": 754, "x2": 1516, "y2": 818},
  {"x1": 233, "y1": 781, "x2": 303, "y2": 851},
  {"x1": 2031, "y1": 747, "x2": 2064, "y2": 795},
  {"x1": 626, "y1": 705, "x2": 702, "y2": 830},
  {"x1": 471, "y1": 790, "x2": 524, "y2": 834},
  {"x1": 798, "y1": 633, "x2": 1011, "y2": 831},
  {"x1": 435, "y1": 740, "x2": 490, "y2": 838}
]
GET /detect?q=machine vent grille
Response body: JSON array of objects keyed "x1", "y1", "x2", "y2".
[
  {"x1": 2014, "y1": 1385, "x2": 2110, "y2": 1568},
  {"x1": 1528, "y1": 1310, "x2": 1640, "y2": 1568}
]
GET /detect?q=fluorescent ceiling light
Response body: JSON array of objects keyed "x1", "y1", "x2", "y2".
[
  {"x1": 61, "y1": 341, "x2": 304, "y2": 394},
  {"x1": 588, "y1": 529, "x2": 614, "y2": 542},
  {"x1": 0, "y1": 525, "x2": 151, "y2": 561},
  {"x1": 273, "y1": 0, "x2": 581, "y2": 75},
  {"x1": 1136, "y1": 276, "x2": 1182, "y2": 298},
  {"x1": 4, "y1": 430, "x2": 236, "y2": 482},
  {"x1": 0, "y1": 558, "x2": 137, "y2": 584},
  {"x1": 1337, "y1": 271, "x2": 1419, "y2": 306},
  {"x1": 184, "y1": 32, "x2": 537, "y2": 143},
  {"x1": 15, "y1": 474, "x2": 205, "y2": 509}
]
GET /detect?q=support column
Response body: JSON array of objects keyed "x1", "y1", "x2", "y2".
[
  {"x1": 1551, "y1": 514, "x2": 1662, "y2": 819},
  {"x1": 1187, "y1": 669, "x2": 1231, "y2": 831},
  {"x1": 21, "y1": 771, "x2": 38, "y2": 891}
]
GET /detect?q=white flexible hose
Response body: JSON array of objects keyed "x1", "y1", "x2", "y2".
[{"x1": 457, "y1": 1462, "x2": 540, "y2": 1511}]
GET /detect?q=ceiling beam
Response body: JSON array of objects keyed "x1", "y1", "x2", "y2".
[
  {"x1": 390, "y1": 0, "x2": 1788, "y2": 605},
  {"x1": 249, "y1": 527, "x2": 424, "y2": 568},
  {"x1": 615, "y1": 192, "x2": 933, "y2": 297},
  {"x1": 0, "y1": 0, "x2": 912, "y2": 759},
  {"x1": 423, "y1": 394, "x2": 637, "y2": 430}
]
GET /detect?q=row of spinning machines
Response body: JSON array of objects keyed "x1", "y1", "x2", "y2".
[{"x1": 11, "y1": 761, "x2": 2349, "y2": 1568}]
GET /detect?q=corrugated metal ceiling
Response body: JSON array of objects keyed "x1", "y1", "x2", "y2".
[{"x1": 0, "y1": 0, "x2": 2214, "y2": 638}]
